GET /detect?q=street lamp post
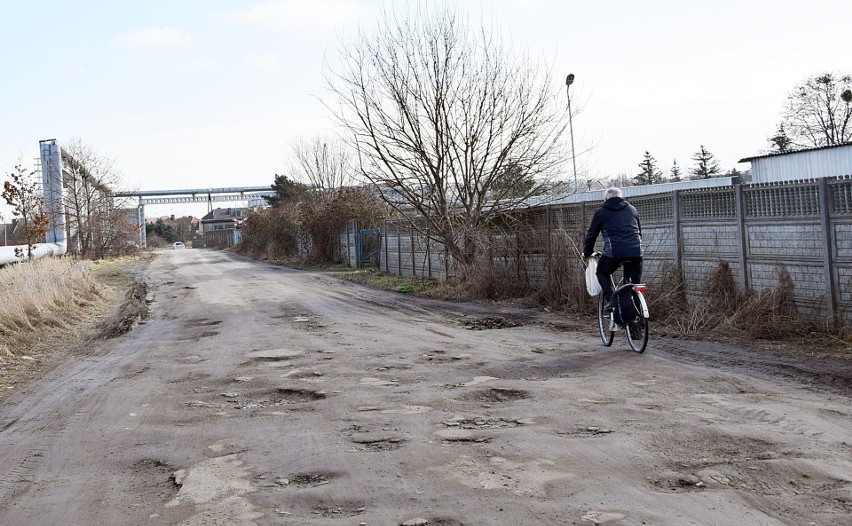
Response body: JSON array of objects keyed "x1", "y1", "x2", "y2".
[{"x1": 565, "y1": 73, "x2": 577, "y2": 189}]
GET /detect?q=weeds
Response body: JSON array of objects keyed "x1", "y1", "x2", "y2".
[{"x1": 341, "y1": 268, "x2": 440, "y2": 296}]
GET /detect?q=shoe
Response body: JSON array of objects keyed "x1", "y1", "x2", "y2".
[{"x1": 602, "y1": 297, "x2": 613, "y2": 312}]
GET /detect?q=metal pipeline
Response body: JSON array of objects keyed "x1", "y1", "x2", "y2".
[{"x1": 0, "y1": 242, "x2": 68, "y2": 266}]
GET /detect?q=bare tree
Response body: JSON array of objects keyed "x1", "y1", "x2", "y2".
[
  {"x1": 61, "y1": 139, "x2": 135, "y2": 258},
  {"x1": 776, "y1": 72, "x2": 852, "y2": 149},
  {"x1": 326, "y1": 4, "x2": 568, "y2": 274},
  {"x1": 2, "y1": 162, "x2": 49, "y2": 259},
  {"x1": 289, "y1": 135, "x2": 352, "y2": 194}
]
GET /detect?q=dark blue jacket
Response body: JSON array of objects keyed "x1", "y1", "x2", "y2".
[{"x1": 583, "y1": 197, "x2": 643, "y2": 258}]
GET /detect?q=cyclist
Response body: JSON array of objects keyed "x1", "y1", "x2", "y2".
[{"x1": 583, "y1": 187, "x2": 644, "y2": 310}]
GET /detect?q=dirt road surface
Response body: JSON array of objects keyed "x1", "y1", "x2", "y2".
[{"x1": 1, "y1": 250, "x2": 850, "y2": 525}]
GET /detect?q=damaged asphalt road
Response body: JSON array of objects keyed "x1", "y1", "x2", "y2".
[{"x1": 0, "y1": 249, "x2": 850, "y2": 525}]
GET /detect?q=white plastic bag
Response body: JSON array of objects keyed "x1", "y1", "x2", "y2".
[{"x1": 585, "y1": 256, "x2": 602, "y2": 296}]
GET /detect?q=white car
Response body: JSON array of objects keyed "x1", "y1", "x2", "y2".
[{"x1": 171, "y1": 242, "x2": 186, "y2": 250}]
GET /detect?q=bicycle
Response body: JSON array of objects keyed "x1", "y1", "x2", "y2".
[{"x1": 589, "y1": 255, "x2": 650, "y2": 353}]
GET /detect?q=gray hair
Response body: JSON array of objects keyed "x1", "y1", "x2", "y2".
[{"x1": 603, "y1": 187, "x2": 623, "y2": 200}]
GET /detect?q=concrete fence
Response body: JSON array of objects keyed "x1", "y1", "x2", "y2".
[{"x1": 338, "y1": 176, "x2": 852, "y2": 325}]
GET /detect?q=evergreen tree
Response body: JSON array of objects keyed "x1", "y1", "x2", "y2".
[
  {"x1": 264, "y1": 174, "x2": 307, "y2": 206},
  {"x1": 689, "y1": 145, "x2": 721, "y2": 179},
  {"x1": 634, "y1": 151, "x2": 663, "y2": 185},
  {"x1": 767, "y1": 123, "x2": 793, "y2": 153},
  {"x1": 669, "y1": 159, "x2": 682, "y2": 182}
]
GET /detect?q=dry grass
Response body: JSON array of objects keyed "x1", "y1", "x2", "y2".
[
  {"x1": 0, "y1": 257, "x2": 104, "y2": 358},
  {"x1": 652, "y1": 262, "x2": 851, "y2": 345}
]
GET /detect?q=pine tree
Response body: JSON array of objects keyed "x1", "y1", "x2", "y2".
[
  {"x1": 767, "y1": 123, "x2": 792, "y2": 153},
  {"x1": 263, "y1": 174, "x2": 307, "y2": 206},
  {"x1": 634, "y1": 151, "x2": 663, "y2": 185},
  {"x1": 689, "y1": 145, "x2": 721, "y2": 179},
  {"x1": 669, "y1": 159, "x2": 682, "y2": 182}
]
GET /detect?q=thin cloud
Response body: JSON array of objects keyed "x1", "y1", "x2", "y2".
[
  {"x1": 62, "y1": 64, "x2": 86, "y2": 77},
  {"x1": 116, "y1": 27, "x2": 191, "y2": 50},
  {"x1": 225, "y1": 0, "x2": 367, "y2": 32},
  {"x1": 181, "y1": 56, "x2": 221, "y2": 74},
  {"x1": 245, "y1": 51, "x2": 282, "y2": 73}
]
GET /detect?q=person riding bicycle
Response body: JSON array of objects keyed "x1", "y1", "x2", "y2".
[{"x1": 583, "y1": 187, "x2": 644, "y2": 310}]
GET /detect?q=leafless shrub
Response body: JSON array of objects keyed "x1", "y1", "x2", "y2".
[
  {"x1": 646, "y1": 262, "x2": 688, "y2": 325},
  {"x1": 300, "y1": 188, "x2": 386, "y2": 264},
  {"x1": 465, "y1": 231, "x2": 532, "y2": 300},
  {"x1": 652, "y1": 263, "x2": 837, "y2": 342},
  {"x1": 720, "y1": 266, "x2": 800, "y2": 340},
  {"x1": 703, "y1": 261, "x2": 743, "y2": 314},
  {"x1": 536, "y1": 227, "x2": 591, "y2": 310},
  {"x1": 237, "y1": 204, "x2": 301, "y2": 260}
]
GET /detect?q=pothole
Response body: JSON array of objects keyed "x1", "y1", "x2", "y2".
[
  {"x1": 246, "y1": 349, "x2": 304, "y2": 362},
  {"x1": 283, "y1": 472, "x2": 336, "y2": 487},
  {"x1": 459, "y1": 388, "x2": 530, "y2": 403},
  {"x1": 463, "y1": 316, "x2": 518, "y2": 330},
  {"x1": 443, "y1": 416, "x2": 528, "y2": 429},
  {"x1": 353, "y1": 438, "x2": 405, "y2": 453},
  {"x1": 350, "y1": 435, "x2": 406, "y2": 452},
  {"x1": 419, "y1": 352, "x2": 469, "y2": 364},
  {"x1": 434, "y1": 428, "x2": 491, "y2": 443},
  {"x1": 233, "y1": 388, "x2": 326, "y2": 409},
  {"x1": 555, "y1": 426, "x2": 614, "y2": 438},
  {"x1": 129, "y1": 458, "x2": 179, "y2": 501},
  {"x1": 312, "y1": 505, "x2": 367, "y2": 518}
]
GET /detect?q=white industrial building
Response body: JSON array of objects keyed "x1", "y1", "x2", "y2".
[{"x1": 739, "y1": 143, "x2": 852, "y2": 183}]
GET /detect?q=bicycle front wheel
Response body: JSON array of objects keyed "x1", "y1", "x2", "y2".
[
  {"x1": 626, "y1": 315, "x2": 649, "y2": 353},
  {"x1": 597, "y1": 294, "x2": 615, "y2": 347}
]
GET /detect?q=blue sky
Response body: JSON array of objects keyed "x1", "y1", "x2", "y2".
[{"x1": 2, "y1": 0, "x2": 851, "y2": 218}]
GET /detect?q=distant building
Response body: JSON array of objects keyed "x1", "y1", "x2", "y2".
[
  {"x1": 739, "y1": 143, "x2": 852, "y2": 183},
  {"x1": 200, "y1": 208, "x2": 248, "y2": 248},
  {"x1": 200, "y1": 207, "x2": 248, "y2": 234}
]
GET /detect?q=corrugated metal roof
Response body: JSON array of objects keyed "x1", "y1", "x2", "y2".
[
  {"x1": 519, "y1": 177, "x2": 739, "y2": 208},
  {"x1": 739, "y1": 142, "x2": 852, "y2": 162}
]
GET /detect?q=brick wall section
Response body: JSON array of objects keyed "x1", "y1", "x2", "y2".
[{"x1": 336, "y1": 176, "x2": 852, "y2": 325}]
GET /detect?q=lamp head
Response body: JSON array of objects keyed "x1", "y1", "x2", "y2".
[{"x1": 566, "y1": 73, "x2": 575, "y2": 86}]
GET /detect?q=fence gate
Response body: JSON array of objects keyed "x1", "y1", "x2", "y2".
[{"x1": 356, "y1": 228, "x2": 381, "y2": 268}]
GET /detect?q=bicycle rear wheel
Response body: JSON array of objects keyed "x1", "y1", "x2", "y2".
[
  {"x1": 597, "y1": 294, "x2": 615, "y2": 347},
  {"x1": 626, "y1": 315, "x2": 648, "y2": 353}
]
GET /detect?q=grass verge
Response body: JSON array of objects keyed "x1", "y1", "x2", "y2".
[{"x1": 0, "y1": 255, "x2": 151, "y2": 400}]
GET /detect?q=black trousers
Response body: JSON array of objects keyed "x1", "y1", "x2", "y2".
[{"x1": 596, "y1": 256, "x2": 643, "y2": 299}]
